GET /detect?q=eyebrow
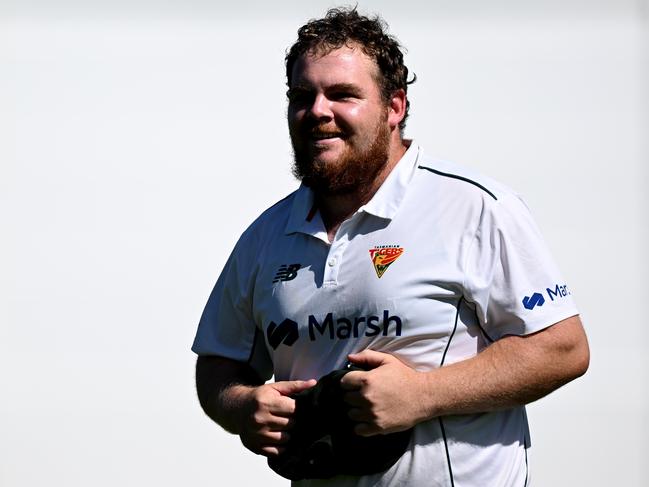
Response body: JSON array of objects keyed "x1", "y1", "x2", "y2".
[
  {"x1": 287, "y1": 83, "x2": 363, "y2": 97},
  {"x1": 326, "y1": 83, "x2": 362, "y2": 93},
  {"x1": 286, "y1": 85, "x2": 310, "y2": 97}
]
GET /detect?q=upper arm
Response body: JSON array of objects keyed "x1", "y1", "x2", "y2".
[
  {"x1": 462, "y1": 193, "x2": 582, "y2": 340},
  {"x1": 192, "y1": 233, "x2": 274, "y2": 382},
  {"x1": 502, "y1": 314, "x2": 590, "y2": 385},
  {"x1": 526, "y1": 314, "x2": 589, "y2": 374}
]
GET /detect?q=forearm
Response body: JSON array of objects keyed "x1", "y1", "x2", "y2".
[
  {"x1": 195, "y1": 356, "x2": 262, "y2": 434},
  {"x1": 196, "y1": 355, "x2": 317, "y2": 456},
  {"x1": 420, "y1": 315, "x2": 590, "y2": 418}
]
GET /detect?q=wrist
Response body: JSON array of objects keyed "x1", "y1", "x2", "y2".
[
  {"x1": 416, "y1": 369, "x2": 443, "y2": 421},
  {"x1": 215, "y1": 383, "x2": 257, "y2": 434}
]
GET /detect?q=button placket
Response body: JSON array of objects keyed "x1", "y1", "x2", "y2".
[
  {"x1": 323, "y1": 239, "x2": 346, "y2": 286},
  {"x1": 322, "y1": 217, "x2": 357, "y2": 286}
]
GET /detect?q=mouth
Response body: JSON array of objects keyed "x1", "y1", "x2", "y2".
[{"x1": 309, "y1": 131, "x2": 345, "y2": 143}]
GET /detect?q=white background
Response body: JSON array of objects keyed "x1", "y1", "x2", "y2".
[{"x1": 1, "y1": 1, "x2": 647, "y2": 485}]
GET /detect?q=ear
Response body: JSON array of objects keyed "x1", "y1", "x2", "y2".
[{"x1": 387, "y1": 89, "x2": 407, "y2": 130}]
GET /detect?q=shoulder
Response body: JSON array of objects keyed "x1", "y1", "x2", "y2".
[
  {"x1": 407, "y1": 151, "x2": 540, "y2": 244},
  {"x1": 234, "y1": 189, "x2": 299, "y2": 251},
  {"x1": 414, "y1": 152, "x2": 527, "y2": 214},
  {"x1": 416, "y1": 153, "x2": 507, "y2": 200}
]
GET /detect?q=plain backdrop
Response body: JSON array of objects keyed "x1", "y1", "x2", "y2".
[{"x1": 1, "y1": 1, "x2": 647, "y2": 485}]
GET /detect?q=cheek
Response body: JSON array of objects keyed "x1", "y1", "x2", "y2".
[
  {"x1": 333, "y1": 106, "x2": 363, "y2": 133},
  {"x1": 287, "y1": 110, "x2": 305, "y2": 133},
  {"x1": 342, "y1": 105, "x2": 362, "y2": 121},
  {"x1": 339, "y1": 103, "x2": 383, "y2": 129}
]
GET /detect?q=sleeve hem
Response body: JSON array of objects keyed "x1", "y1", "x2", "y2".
[{"x1": 497, "y1": 306, "x2": 580, "y2": 338}]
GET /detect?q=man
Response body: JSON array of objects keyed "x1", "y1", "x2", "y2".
[{"x1": 193, "y1": 7, "x2": 589, "y2": 486}]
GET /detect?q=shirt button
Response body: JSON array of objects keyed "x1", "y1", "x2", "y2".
[{"x1": 327, "y1": 258, "x2": 336, "y2": 267}]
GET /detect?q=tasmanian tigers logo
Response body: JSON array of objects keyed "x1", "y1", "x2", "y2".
[{"x1": 368, "y1": 245, "x2": 404, "y2": 278}]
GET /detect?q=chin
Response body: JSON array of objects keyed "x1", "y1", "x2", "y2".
[{"x1": 313, "y1": 152, "x2": 344, "y2": 168}]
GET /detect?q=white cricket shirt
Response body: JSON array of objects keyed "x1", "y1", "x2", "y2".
[{"x1": 193, "y1": 141, "x2": 579, "y2": 487}]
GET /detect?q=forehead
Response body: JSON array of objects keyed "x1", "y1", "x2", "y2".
[{"x1": 290, "y1": 45, "x2": 381, "y2": 90}]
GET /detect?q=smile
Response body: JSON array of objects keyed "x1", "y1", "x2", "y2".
[{"x1": 311, "y1": 133, "x2": 344, "y2": 140}]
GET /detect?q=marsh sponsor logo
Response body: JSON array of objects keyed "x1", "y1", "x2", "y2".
[
  {"x1": 266, "y1": 318, "x2": 299, "y2": 350},
  {"x1": 308, "y1": 310, "x2": 402, "y2": 340},
  {"x1": 522, "y1": 292, "x2": 545, "y2": 310},
  {"x1": 522, "y1": 283, "x2": 571, "y2": 310},
  {"x1": 546, "y1": 283, "x2": 571, "y2": 301},
  {"x1": 266, "y1": 310, "x2": 402, "y2": 348}
]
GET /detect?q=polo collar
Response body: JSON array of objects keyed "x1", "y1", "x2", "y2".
[{"x1": 285, "y1": 140, "x2": 420, "y2": 237}]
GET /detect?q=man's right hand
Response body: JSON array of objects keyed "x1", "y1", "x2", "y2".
[
  {"x1": 195, "y1": 356, "x2": 316, "y2": 457},
  {"x1": 231, "y1": 380, "x2": 316, "y2": 457}
]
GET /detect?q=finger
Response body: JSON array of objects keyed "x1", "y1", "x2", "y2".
[
  {"x1": 347, "y1": 349, "x2": 390, "y2": 370},
  {"x1": 267, "y1": 395, "x2": 298, "y2": 416},
  {"x1": 263, "y1": 414, "x2": 295, "y2": 430},
  {"x1": 272, "y1": 379, "x2": 317, "y2": 396},
  {"x1": 259, "y1": 445, "x2": 286, "y2": 457},
  {"x1": 339, "y1": 370, "x2": 366, "y2": 390},
  {"x1": 353, "y1": 422, "x2": 378, "y2": 437},
  {"x1": 258, "y1": 429, "x2": 292, "y2": 445}
]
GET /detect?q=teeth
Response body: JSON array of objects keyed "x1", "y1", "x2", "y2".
[{"x1": 312, "y1": 134, "x2": 341, "y2": 140}]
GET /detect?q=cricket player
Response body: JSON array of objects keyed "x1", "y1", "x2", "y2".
[{"x1": 193, "y1": 7, "x2": 589, "y2": 486}]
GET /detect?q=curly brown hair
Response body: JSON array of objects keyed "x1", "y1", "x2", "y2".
[{"x1": 285, "y1": 7, "x2": 416, "y2": 131}]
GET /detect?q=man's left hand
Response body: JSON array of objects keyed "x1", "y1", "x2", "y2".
[{"x1": 340, "y1": 350, "x2": 428, "y2": 436}]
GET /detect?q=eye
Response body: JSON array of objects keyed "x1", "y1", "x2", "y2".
[
  {"x1": 286, "y1": 89, "x2": 313, "y2": 106},
  {"x1": 329, "y1": 91, "x2": 356, "y2": 101}
]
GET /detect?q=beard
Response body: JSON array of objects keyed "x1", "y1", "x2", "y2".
[{"x1": 290, "y1": 115, "x2": 391, "y2": 197}]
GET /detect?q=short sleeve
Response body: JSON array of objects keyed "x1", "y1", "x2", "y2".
[
  {"x1": 191, "y1": 237, "x2": 273, "y2": 381},
  {"x1": 463, "y1": 192, "x2": 579, "y2": 340}
]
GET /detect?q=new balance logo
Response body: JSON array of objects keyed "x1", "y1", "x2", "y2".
[
  {"x1": 273, "y1": 264, "x2": 301, "y2": 283},
  {"x1": 522, "y1": 292, "x2": 545, "y2": 310},
  {"x1": 266, "y1": 319, "x2": 299, "y2": 350}
]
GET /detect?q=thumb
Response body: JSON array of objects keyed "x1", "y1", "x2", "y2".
[
  {"x1": 347, "y1": 349, "x2": 391, "y2": 370},
  {"x1": 272, "y1": 378, "x2": 317, "y2": 396}
]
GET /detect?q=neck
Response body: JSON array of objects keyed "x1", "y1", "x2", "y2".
[{"x1": 318, "y1": 137, "x2": 408, "y2": 242}]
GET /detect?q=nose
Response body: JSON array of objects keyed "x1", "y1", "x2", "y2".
[{"x1": 308, "y1": 93, "x2": 333, "y2": 120}]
